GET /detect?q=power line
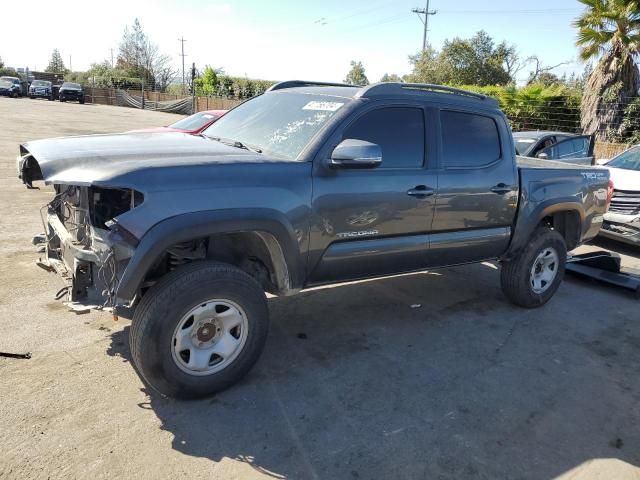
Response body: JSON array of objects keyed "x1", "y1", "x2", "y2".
[
  {"x1": 178, "y1": 37, "x2": 187, "y2": 93},
  {"x1": 412, "y1": 0, "x2": 437, "y2": 51},
  {"x1": 437, "y1": 8, "x2": 580, "y2": 15}
]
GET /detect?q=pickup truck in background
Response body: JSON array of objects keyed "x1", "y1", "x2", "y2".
[{"x1": 17, "y1": 81, "x2": 611, "y2": 399}]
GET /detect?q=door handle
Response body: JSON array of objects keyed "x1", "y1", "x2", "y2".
[
  {"x1": 407, "y1": 185, "x2": 435, "y2": 197},
  {"x1": 490, "y1": 183, "x2": 514, "y2": 195}
]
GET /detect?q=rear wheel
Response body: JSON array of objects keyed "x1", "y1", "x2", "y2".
[
  {"x1": 130, "y1": 261, "x2": 269, "y2": 399},
  {"x1": 500, "y1": 227, "x2": 567, "y2": 308}
]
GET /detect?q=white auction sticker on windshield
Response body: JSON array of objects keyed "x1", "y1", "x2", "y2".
[{"x1": 302, "y1": 101, "x2": 344, "y2": 112}]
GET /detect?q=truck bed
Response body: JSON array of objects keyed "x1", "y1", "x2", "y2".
[{"x1": 516, "y1": 155, "x2": 598, "y2": 170}]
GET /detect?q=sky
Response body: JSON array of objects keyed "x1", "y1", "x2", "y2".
[{"x1": 1, "y1": 0, "x2": 587, "y2": 84}]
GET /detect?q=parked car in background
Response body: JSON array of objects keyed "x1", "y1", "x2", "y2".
[
  {"x1": 599, "y1": 145, "x2": 640, "y2": 247},
  {"x1": 127, "y1": 110, "x2": 228, "y2": 134},
  {"x1": 513, "y1": 131, "x2": 594, "y2": 165},
  {"x1": 59, "y1": 82, "x2": 84, "y2": 103},
  {"x1": 29, "y1": 80, "x2": 53, "y2": 100},
  {"x1": 0, "y1": 76, "x2": 23, "y2": 98}
]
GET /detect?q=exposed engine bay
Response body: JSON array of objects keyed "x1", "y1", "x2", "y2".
[
  {"x1": 38, "y1": 182, "x2": 217, "y2": 311},
  {"x1": 38, "y1": 184, "x2": 142, "y2": 310}
]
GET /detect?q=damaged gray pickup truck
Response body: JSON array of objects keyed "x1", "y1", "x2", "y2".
[{"x1": 17, "y1": 81, "x2": 612, "y2": 398}]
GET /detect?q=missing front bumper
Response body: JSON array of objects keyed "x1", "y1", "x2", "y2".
[{"x1": 38, "y1": 207, "x2": 132, "y2": 311}]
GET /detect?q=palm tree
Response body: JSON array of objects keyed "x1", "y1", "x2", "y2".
[{"x1": 575, "y1": 0, "x2": 640, "y2": 140}]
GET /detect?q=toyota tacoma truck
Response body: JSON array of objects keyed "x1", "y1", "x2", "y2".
[{"x1": 17, "y1": 81, "x2": 611, "y2": 399}]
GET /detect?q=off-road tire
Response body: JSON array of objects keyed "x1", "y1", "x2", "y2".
[
  {"x1": 130, "y1": 261, "x2": 269, "y2": 399},
  {"x1": 500, "y1": 227, "x2": 567, "y2": 308}
]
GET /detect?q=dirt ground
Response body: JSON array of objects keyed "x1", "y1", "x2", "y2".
[{"x1": 1, "y1": 98, "x2": 639, "y2": 480}]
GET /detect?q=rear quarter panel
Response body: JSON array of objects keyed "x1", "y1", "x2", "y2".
[{"x1": 508, "y1": 157, "x2": 609, "y2": 256}]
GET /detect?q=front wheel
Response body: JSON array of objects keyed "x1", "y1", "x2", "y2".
[
  {"x1": 130, "y1": 261, "x2": 269, "y2": 399},
  {"x1": 500, "y1": 227, "x2": 567, "y2": 308}
]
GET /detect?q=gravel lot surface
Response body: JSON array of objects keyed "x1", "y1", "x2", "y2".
[{"x1": 0, "y1": 98, "x2": 639, "y2": 479}]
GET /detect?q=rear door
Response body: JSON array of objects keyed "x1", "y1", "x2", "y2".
[{"x1": 427, "y1": 108, "x2": 518, "y2": 265}]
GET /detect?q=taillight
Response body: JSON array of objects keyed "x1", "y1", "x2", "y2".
[{"x1": 606, "y1": 180, "x2": 614, "y2": 210}]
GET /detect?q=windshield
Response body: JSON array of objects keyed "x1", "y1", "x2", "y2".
[
  {"x1": 0, "y1": 80, "x2": 11, "y2": 87},
  {"x1": 514, "y1": 137, "x2": 536, "y2": 155},
  {"x1": 62, "y1": 82, "x2": 81, "y2": 89},
  {"x1": 170, "y1": 112, "x2": 221, "y2": 131},
  {"x1": 202, "y1": 92, "x2": 348, "y2": 160},
  {"x1": 607, "y1": 146, "x2": 640, "y2": 171},
  {"x1": 31, "y1": 80, "x2": 49, "y2": 86}
]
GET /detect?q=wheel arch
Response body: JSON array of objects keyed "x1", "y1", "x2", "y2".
[
  {"x1": 116, "y1": 209, "x2": 304, "y2": 302},
  {"x1": 505, "y1": 200, "x2": 586, "y2": 259}
]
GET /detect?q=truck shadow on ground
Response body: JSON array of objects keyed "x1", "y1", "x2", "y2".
[{"x1": 107, "y1": 263, "x2": 640, "y2": 479}]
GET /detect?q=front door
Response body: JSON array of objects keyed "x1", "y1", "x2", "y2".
[{"x1": 307, "y1": 105, "x2": 437, "y2": 285}]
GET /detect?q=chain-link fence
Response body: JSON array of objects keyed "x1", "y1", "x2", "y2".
[
  {"x1": 80, "y1": 84, "x2": 638, "y2": 159},
  {"x1": 83, "y1": 87, "x2": 242, "y2": 113}
]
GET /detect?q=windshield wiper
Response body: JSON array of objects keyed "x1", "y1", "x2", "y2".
[{"x1": 206, "y1": 136, "x2": 263, "y2": 154}]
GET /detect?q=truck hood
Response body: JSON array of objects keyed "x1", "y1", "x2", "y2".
[
  {"x1": 19, "y1": 132, "x2": 277, "y2": 187},
  {"x1": 607, "y1": 166, "x2": 640, "y2": 191}
]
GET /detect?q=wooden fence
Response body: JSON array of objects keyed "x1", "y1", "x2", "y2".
[{"x1": 593, "y1": 142, "x2": 631, "y2": 161}]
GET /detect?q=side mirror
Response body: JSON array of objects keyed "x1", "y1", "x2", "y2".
[
  {"x1": 596, "y1": 158, "x2": 609, "y2": 166},
  {"x1": 536, "y1": 152, "x2": 549, "y2": 160},
  {"x1": 329, "y1": 139, "x2": 382, "y2": 169}
]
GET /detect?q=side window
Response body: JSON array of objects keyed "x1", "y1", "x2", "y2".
[
  {"x1": 538, "y1": 137, "x2": 590, "y2": 159},
  {"x1": 441, "y1": 110, "x2": 501, "y2": 168},
  {"x1": 344, "y1": 107, "x2": 425, "y2": 168}
]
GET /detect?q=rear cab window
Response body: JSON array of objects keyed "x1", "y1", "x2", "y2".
[{"x1": 440, "y1": 110, "x2": 501, "y2": 168}]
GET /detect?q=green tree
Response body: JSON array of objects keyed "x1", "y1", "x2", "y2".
[
  {"x1": 344, "y1": 61, "x2": 369, "y2": 86},
  {"x1": 575, "y1": 0, "x2": 640, "y2": 140},
  {"x1": 438, "y1": 31, "x2": 512, "y2": 86},
  {"x1": 0, "y1": 56, "x2": 17, "y2": 76},
  {"x1": 404, "y1": 46, "x2": 450, "y2": 84},
  {"x1": 380, "y1": 73, "x2": 403, "y2": 82},
  {"x1": 194, "y1": 66, "x2": 223, "y2": 95},
  {"x1": 45, "y1": 49, "x2": 68, "y2": 73},
  {"x1": 405, "y1": 32, "x2": 513, "y2": 86}
]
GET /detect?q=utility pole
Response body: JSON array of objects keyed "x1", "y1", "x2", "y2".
[
  {"x1": 110, "y1": 49, "x2": 114, "y2": 68},
  {"x1": 69, "y1": 55, "x2": 72, "y2": 71},
  {"x1": 178, "y1": 37, "x2": 187, "y2": 94},
  {"x1": 412, "y1": 0, "x2": 437, "y2": 51}
]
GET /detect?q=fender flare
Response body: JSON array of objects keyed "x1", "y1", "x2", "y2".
[
  {"x1": 505, "y1": 199, "x2": 586, "y2": 259},
  {"x1": 115, "y1": 209, "x2": 304, "y2": 301}
]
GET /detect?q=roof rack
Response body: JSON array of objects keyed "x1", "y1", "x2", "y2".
[
  {"x1": 267, "y1": 80, "x2": 355, "y2": 92},
  {"x1": 357, "y1": 83, "x2": 490, "y2": 101}
]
